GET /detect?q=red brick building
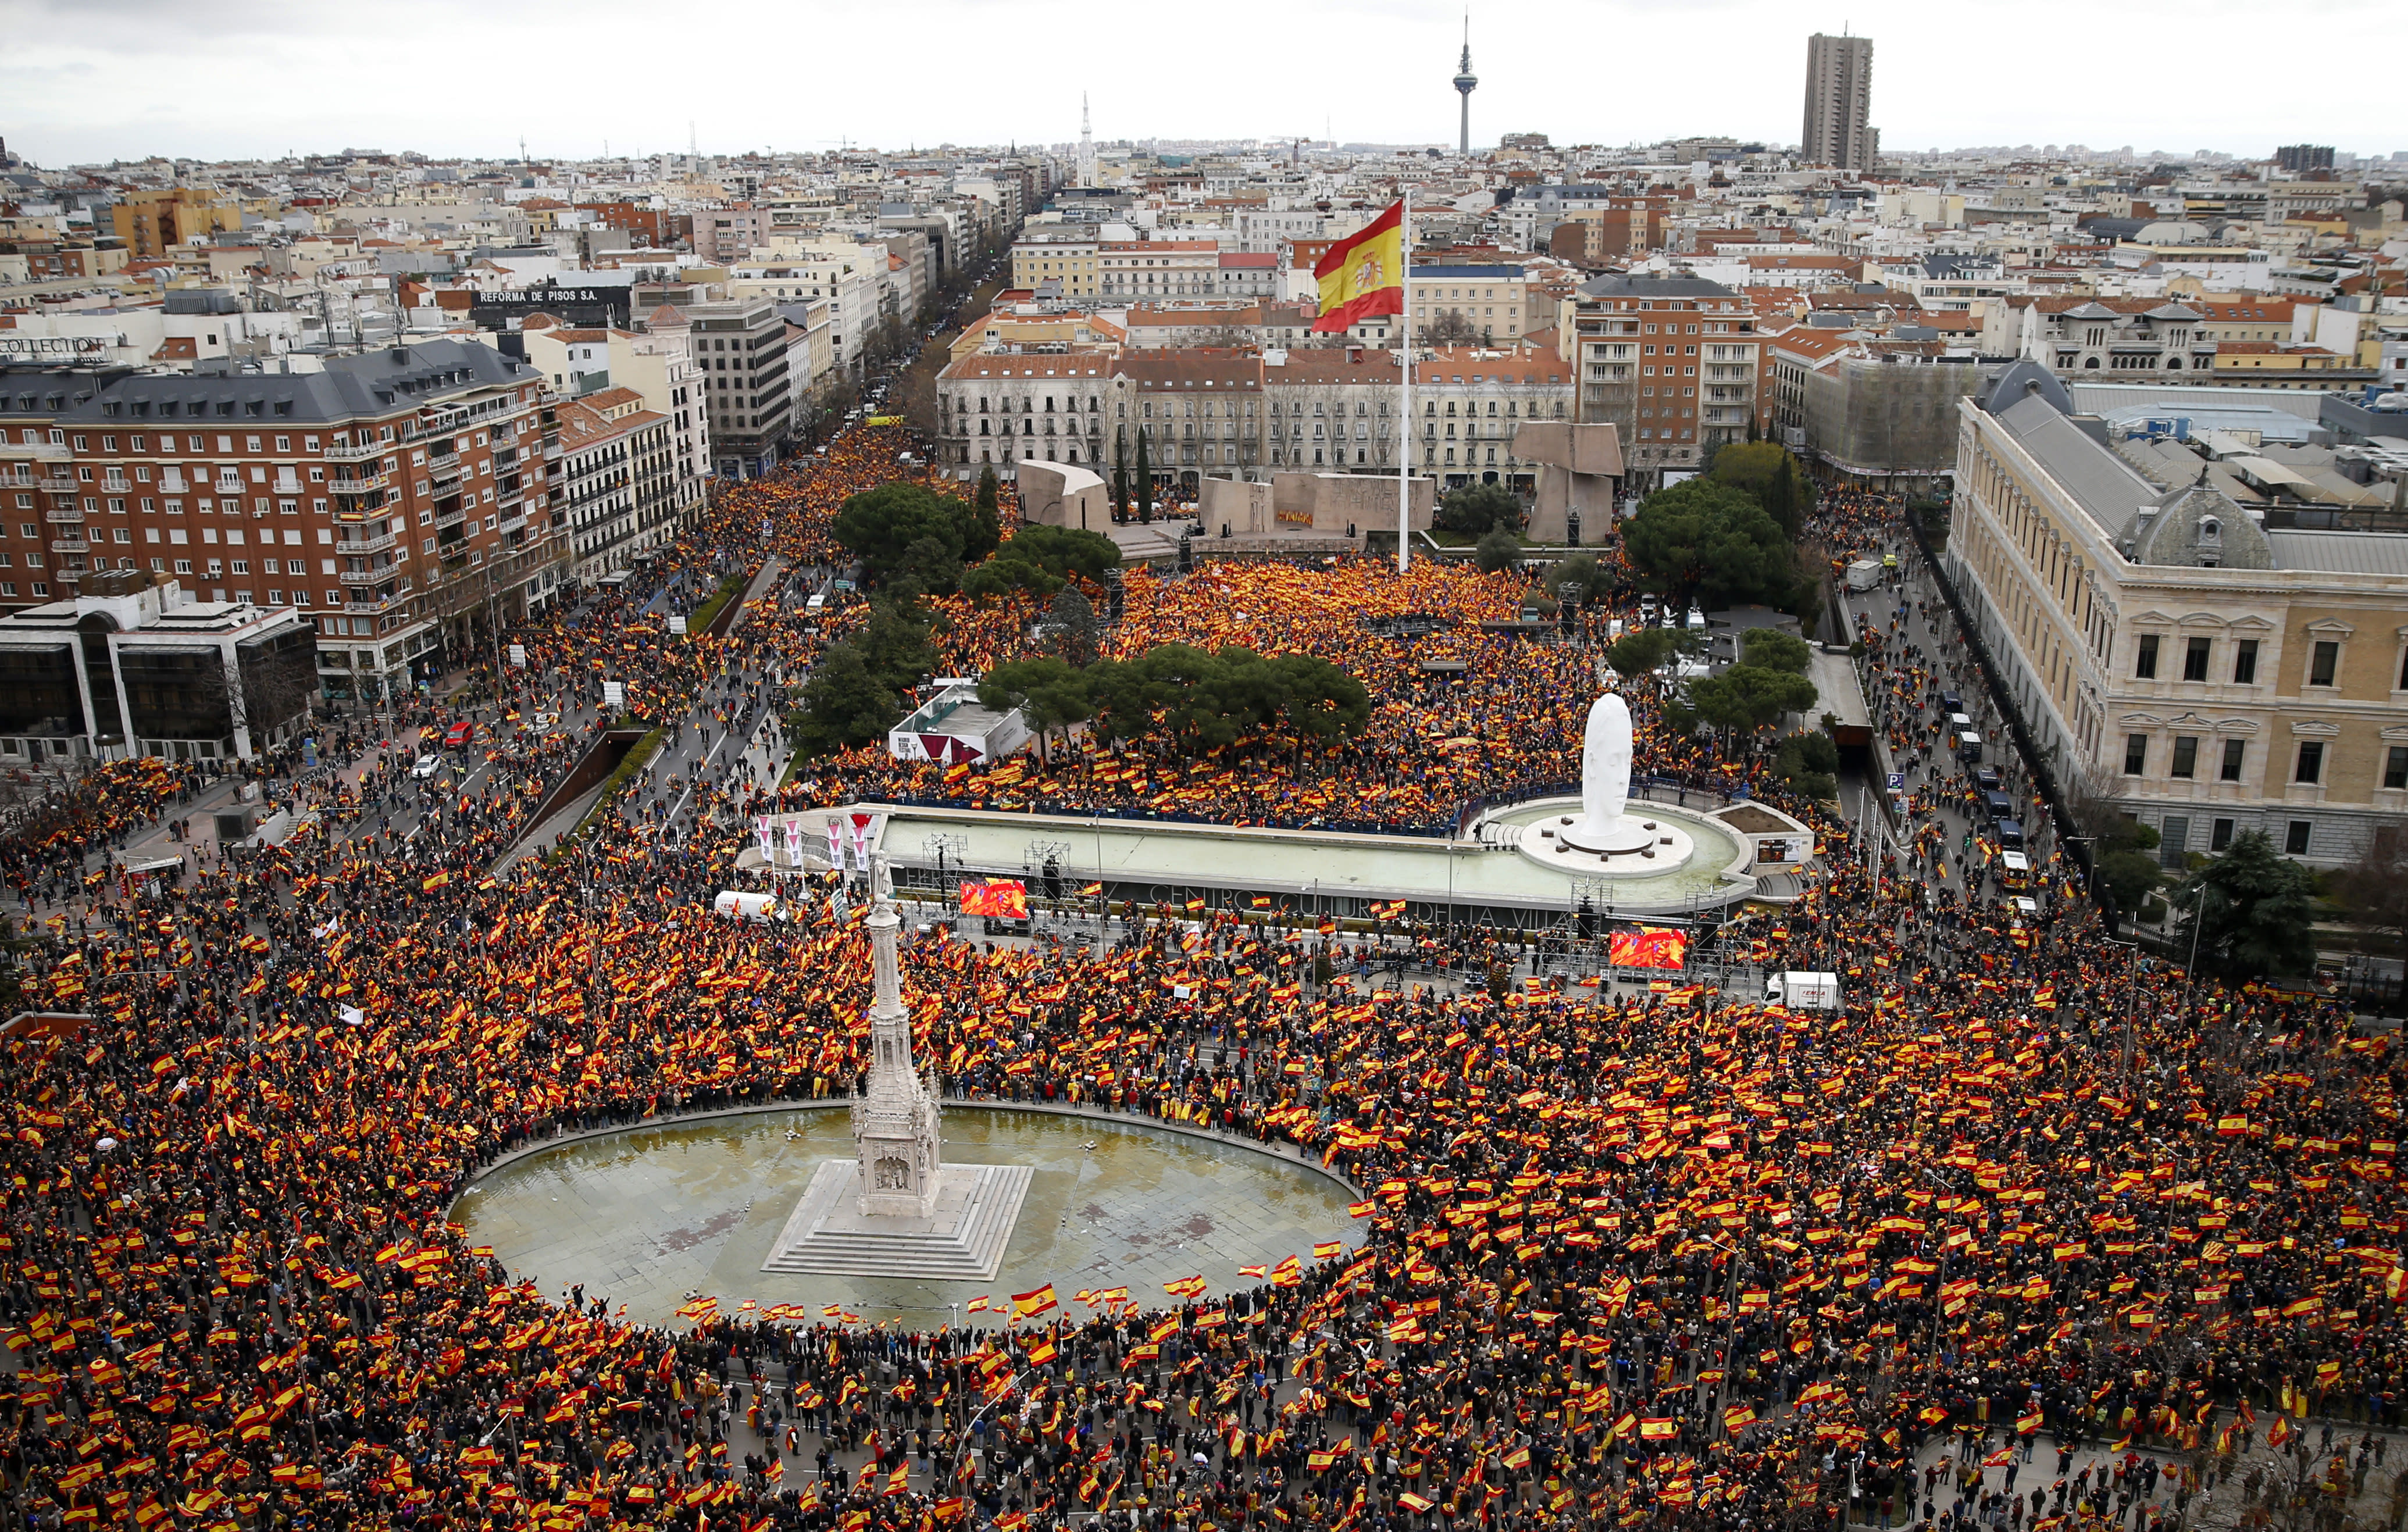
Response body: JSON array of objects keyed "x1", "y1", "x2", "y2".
[{"x1": 8, "y1": 340, "x2": 568, "y2": 701}]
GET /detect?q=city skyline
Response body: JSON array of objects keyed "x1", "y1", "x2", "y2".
[{"x1": 5, "y1": 0, "x2": 2402, "y2": 168}]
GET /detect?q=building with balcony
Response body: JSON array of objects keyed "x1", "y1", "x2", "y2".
[
  {"x1": 1945, "y1": 362, "x2": 2408, "y2": 871},
  {"x1": 22, "y1": 340, "x2": 565, "y2": 706},
  {"x1": 1560, "y1": 270, "x2": 1761, "y2": 487},
  {"x1": 552, "y1": 390, "x2": 676, "y2": 582}
]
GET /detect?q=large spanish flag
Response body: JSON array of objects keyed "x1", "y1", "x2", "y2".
[{"x1": 1310, "y1": 201, "x2": 1405, "y2": 333}]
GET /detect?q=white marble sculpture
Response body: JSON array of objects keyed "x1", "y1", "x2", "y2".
[
  {"x1": 1578, "y1": 691, "x2": 1633, "y2": 836},
  {"x1": 1554, "y1": 686, "x2": 1659, "y2": 858}
]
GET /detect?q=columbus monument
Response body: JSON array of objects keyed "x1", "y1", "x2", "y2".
[{"x1": 762, "y1": 858, "x2": 1030, "y2": 1278}]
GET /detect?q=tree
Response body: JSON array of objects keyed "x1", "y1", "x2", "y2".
[
  {"x1": 1738, "y1": 627, "x2": 1813, "y2": 675},
  {"x1": 1619, "y1": 479, "x2": 1794, "y2": 612},
  {"x1": 896, "y1": 363, "x2": 940, "y2": 438},
  {"x1": 1547, "y1": 553, "x2": 1611, "y2": 606},
  {"x1": 1606, "y1": 627, "x2": 1691, "y2": 678},
  {"x1": 1773, "y1": 730, "x2": 1839, "y2": 799},
  {"x1": 1043, "y1": 585, "x2": 1102, "y2": 666},
  {"x1": 2327, "y1": 823, "x2": 2408, "y2": 970},
  {"x1": 1706, "y1": 441, "x2": 1813, "y2": 538},
  {"x1": 852, "y1": 592, "x2": 938, "y2": 698},
  {"x1": 1472, "y1": 526, "x2": 1520, "y2": 573},
  {"x1": 1436, "y1": 482, "x2": 1522, "y2": 537},
  {"x1": 1078, "y1": 643, "x2": 1371, "y2": 759},
  {"x1": 961, "y1": 524, "x2": 1123, "y2": 603},
  {"x1": 1683, "y1": 665, "x2": 1818, "y2": 740},
  {"x1": 1113, "y1": 427, "x2": 1130, "y2": 519},
  {"x1": 2170, "y1": 829, "x2": 2320, "y2": 979},
  {"x1": 1134, "y1": 429, "x2": 1154, "y2": 520},
  {"x1": 976, "y1": 657, "x2": 1092, "y2": 763},
  {"x1": 2063, "y1": 787, "x2": 2166, "y2": 930},
  {"x1": 899, "y1": 534, "x2": 964, "y2": 595},
  {"x1": 833, "y1": 483, "x2": 986, "y2": 590},
  {"x1": 791, "y1": 642, "x2": 905, "y2": 758},
  {"x1": 1427, "y1": 309, "x2": 1481, "y2": 345}
]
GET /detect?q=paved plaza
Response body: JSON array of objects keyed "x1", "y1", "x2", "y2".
[{"x1": 451, "y1": 1105, "x2": 1363, "y2": 1326}]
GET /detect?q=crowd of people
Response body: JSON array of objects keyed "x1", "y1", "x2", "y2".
[{"x1": 1, "y1": 423, "x2": 2403, "y2": 1532}]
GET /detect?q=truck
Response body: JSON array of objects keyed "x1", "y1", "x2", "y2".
[
  {"x1": 712, "y1": 890, "x2": 783, "y2": 923},
  {"x1": 1845, "y1": 559, "x2": 1883, "y2": 592},
  {"x1": 1764, "y1": 970, "x2": 1842, "y2": 1010}
]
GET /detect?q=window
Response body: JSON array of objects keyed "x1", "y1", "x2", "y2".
[
  {"x1": 2285, "y1": 820, "x2": 2312, "y2": 856},
  {"x1": 2309, "y1": 640, "x2": 2338, "y2": 687},
  {"x1": 2210, "y1": 817, "x2": 2235, "y2": 852},
  {"x1": 2160, "y1": 817, "x2": 2190, "y2": 870},
  {"x1": 2234, "y1": 639, "x2": 2259, "y2": 684},
  {"x1": 2388, "y1": 746, "x2": 2408, "y2": 790},
  {"x1": 2182, "y1": 637, "x2": 2211, "y2": 681},
  {"x1": 2171, "y1": 737, "x2": 2199, "y2": 779},
  {"x1": 2295, "y1": 741, "x2": 2324, "y2": 784},
  {"x1": 2220, "y1": 740, "x2": 2245, "y2": 781},
  {"x1": 2124, "y1": 733, "x2": 2149, "y2": 775},
  {"x1": 2135, "y1": 634, "x2": 2159, "y2": 679}
]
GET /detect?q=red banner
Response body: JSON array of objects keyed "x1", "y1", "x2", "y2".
[
  {"x1": 959, "y1": 880, "x2": 1030, "y2": 920},
  {"x1": 1608, "y1": 926, "x2": 1687, "y2": 970}
]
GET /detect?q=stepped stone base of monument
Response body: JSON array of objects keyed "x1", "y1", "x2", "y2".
[{"x1": 760, "y1": 1160, "x2": 1031, "y2": 1279}]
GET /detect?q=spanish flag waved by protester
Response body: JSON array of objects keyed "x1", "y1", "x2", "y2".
[{"x1": 1310, "y1": 201, "x2": 1405, "y2": 333}]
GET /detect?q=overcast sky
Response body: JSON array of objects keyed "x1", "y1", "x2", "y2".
[{"x1": 6, "y1": 0, "x2": 2402, "y2": 169}]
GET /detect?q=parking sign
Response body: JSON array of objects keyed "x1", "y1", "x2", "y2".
[{"x1": 1885, "y1": 772, "x2": 1906, "y2": 794}]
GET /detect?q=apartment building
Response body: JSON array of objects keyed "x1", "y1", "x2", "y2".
[
  {"x1": 517, "y1": 309, "x2": 710, "y2": 519},
  {"x1": 1409, "y1": 347, "x2": 1574, "y2": 491},
  {"x1": 1562, "y1": 270, "x2": 1761, "y2": 483},
  {"x1": 1099, "y1": 241, "x2": 1221, "y2": 301},
  {"x1": 1010, "y1": 236, "x2": 1100, "y2": 298},
  {"x1": 110, "y1": 187, "x2": 245, "y2": 260},
  {"x1": 936, "y1": 353, "x2": 1116, "y2": 476},
  {"x1": 1801, "y1": 33, "x2": 1877, "y2": 173},
  {"x1": 727, "y1": 246, "x2": 886, "y2": 376},
  {"x1": 551, "y1": 390, "x2": 677, "y2": 581},
  {"x1": 1410, "y1": 265, "x2": 1534, "y2": 345},
  {"x1": 1, "y1": 340, "x2": 564, "y2": 706},
  {"x1": 695, "y1": 205, "x2": 773, "y2": 265},
  {"x1": 1214, "y1": 254, "x2": 1280, "y2": 302},
  {"x1": 683, "y1": 299, "x2": 791, "y2": 480},
  {"x1": 1946, "y1": 362, "x2": 2408, "y2": 869}
]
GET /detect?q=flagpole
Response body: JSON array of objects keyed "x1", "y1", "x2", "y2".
[{"x1": 1398, "y1": 187, "x2": 1412, "y2": 576}]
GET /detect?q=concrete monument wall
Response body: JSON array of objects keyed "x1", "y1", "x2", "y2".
[
  {"x1": 1514, "y1": 422, "x2": 1625, "y2": 545},
  {"x1": 1016, "y1": 460, "x2": 1109, "y2": 532}
]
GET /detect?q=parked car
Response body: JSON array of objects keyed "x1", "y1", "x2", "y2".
[
  {"x1": 1974, "y1": 765, "x2": 2002, "y2": 792},
  {"x1": 442, "y1": 721, "x2": 475, "y2": 749},
  {"x1": 413, "y1": 753, "x2": 443, "y2": 779},
  {"x1": 1939, "y1": 690, "x2": 1962, "y2": 713},
  {"x1": 1981, "y1": 791, "x2": 2014, "y2": 822}
]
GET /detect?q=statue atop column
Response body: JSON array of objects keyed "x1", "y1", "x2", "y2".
[{"x1": 850, "y1": 854, "x2": 943, "y2": 1217}]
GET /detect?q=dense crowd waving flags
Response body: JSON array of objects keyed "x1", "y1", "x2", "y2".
[{"x1": 1308, "y1": 200, "x2": 1405, "y2": 333}]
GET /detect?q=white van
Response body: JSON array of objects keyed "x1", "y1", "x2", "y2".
[
  {"x1": 713, "y1": 890, "x2": 781, "y2": 923},
  {"x1": 1685, "y1": 608, "x2": 1707, "y2": 633}
]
